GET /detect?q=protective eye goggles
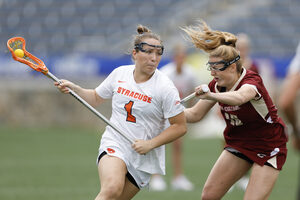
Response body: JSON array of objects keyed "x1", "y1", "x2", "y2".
[
  {"x1": 207, "y1": 55, "x2": 240, "y2": 71},
  {"x1": 134, "y1": 42, "x2": 164, "y2": 55}
]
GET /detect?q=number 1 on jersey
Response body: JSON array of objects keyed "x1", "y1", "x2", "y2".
[{"x1": 124, "y1": 101, "x2": 136, "y2": 123}]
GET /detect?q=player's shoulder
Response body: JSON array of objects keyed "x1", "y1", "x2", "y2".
[
  {"x1": 238, "y1": 69, "x2": 265, "y2": 91},
  {"x1": 159, "y1": 62, "x2": 174, "y2": 74},
  {"x1": 114, "y1": 64, "x2": 135, "y2": 72},
  {"x1": 155, "y1": 69, "x2": 174, "y2": 83},
  {"x1": 110, "y1": 65, "x2": 134, "y2": 76},
  {"x1": 154, "y1": 70, "x2": 177, "y2": 91}
]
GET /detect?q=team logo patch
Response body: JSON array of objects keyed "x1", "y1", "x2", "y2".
[
  {"x1": 107, "y1": 148, "x2": 115, "y2": 154},
  {"x1": 270, "y1": 148, "x2": 279, "y2": 156}
]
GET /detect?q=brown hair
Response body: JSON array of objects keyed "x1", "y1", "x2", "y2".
[
  {"x1": 182, "y1": 21, "x2": 242, "y2": 73},
  {"x1": 133, "y1": 24, "x2": 162, "y2": 51}
]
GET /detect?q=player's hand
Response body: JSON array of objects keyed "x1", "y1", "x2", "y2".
[
  {"x1": 195, "y1": 84, "x2": 210, "y2": 98},
  {"x1": 54, "y1": 79, "x2": 76, "y2": 94},
  {"x1": 132, "y1": 139, "x2": 153, "y2": 155}
]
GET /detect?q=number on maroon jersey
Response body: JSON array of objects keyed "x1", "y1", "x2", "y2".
[
  {"x1": 124, "y1": 101, "x2": 136, "y2": 123},
  {"x1": 224, "y1": 113, "x2": 243, "y2": 126}
]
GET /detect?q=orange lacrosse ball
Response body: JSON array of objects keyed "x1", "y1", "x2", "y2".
[{"x1": 14, "y1": 49, "x2": 24, "y2": 58}]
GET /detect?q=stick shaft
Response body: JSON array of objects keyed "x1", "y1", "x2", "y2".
[
  {"x1": 180, "y1": 84, "x2": 209, "y2": 104},
  {"x1": 180, "y1": 92, "x2": 196, "y2": 104},
  {"x1": 46, "y1": 72, "x2": 134, "y2": 144}
]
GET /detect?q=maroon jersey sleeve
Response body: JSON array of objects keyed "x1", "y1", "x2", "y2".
[
  {"x1": 208, "y1": 80, "x2": 216, "y2": 92},
  {"x1": 239, "y1": 70, "x2": 279, "y2": 123}
]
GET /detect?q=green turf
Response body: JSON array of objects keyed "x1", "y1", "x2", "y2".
[{"x1": 0, "y1": 126, "x2": 298, "y2": 200}]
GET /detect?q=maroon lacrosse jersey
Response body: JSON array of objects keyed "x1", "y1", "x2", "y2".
[{"x1": 208, "y1": 68, "x2": 288, "y2": 169}]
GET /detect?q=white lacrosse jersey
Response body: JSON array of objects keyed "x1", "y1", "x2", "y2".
[{"x1": 95, "y1": 65, "x2": 184, "y2": 175}]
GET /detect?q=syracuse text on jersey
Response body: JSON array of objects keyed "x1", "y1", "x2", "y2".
[{"x1": 117, "y1": 86, "x2": 152, "y2": 103}]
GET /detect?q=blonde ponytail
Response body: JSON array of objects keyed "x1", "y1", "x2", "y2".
[{"x1": 182, "y1": 20, "x2": 242, "y2": 73}]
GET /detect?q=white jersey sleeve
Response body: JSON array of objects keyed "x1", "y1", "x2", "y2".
[
  {"x1": 95, "y1": 68, "x2": 118, "y2": 99},
  {"x1": 161, "y1": 81, "x2": 183, "y2": 119}
]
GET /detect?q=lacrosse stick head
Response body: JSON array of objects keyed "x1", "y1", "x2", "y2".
[{"x1": 7, "y1": 37, "x2": 49, "y2": 74}]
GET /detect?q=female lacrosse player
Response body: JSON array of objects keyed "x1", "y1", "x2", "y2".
[
  {"x1": 55, "y1": 25, "x2": 186, "y2": 200},
  {"x1": 182, "y1": 21, "x2": 288, "y2": 200}
]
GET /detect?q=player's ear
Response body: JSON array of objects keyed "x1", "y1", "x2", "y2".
[
  {"x1": 132, "y1": 49, "x2": 137, "y2": 60},
  {"x1": 230, "y1": 63, "x2": 237, "y2": 72}
]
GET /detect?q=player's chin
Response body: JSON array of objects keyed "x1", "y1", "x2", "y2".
[
  {"x1": 216, "y1": 79, "x2": 225, "y2": 86},
  {"x1": 147, "y1": 64, "x2": 157, "y2": 70},
  {"x1": 146, "y1": 66, "x2": 156, "y2": 74}
]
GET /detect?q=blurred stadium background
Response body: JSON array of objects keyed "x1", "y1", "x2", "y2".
[{"x1": 1, "y1": 0, "x2": 300, "y2": 199}]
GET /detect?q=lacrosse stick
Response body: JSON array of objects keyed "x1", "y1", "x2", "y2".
[
  {"x1": 7, "y1": 37, "x2": 134, "y2": 144},
  {"x1": 180, "y1": 84, "x2": 209, "y2": 104}
]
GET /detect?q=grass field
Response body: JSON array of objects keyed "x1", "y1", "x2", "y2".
[{"x1": 0, "y1": 125, "x2": 298, "y2": 200}]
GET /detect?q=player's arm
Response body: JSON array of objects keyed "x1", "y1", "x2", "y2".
[
  {"x1": 278, "y1": 73, "x2": 300, "y2": 138},
  {"x1": 54, "y1": 79, "x2": 105, "y2": 107},
  {"x1": 198, "y1": 84, "x2": 257, "y2": 106},
  {"x1": 185, "y1": 99, "x2": 216, "y2": 123},
  {"x1": 132, "y1": 112, "x2": 187, "y2": 155}
]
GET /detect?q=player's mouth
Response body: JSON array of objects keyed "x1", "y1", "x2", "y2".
[{"x1": 147, "y1": 64, "x2": 156, "y2": 69}]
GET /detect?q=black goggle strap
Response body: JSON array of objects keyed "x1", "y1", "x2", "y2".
[
  {"x1": 207, "y1": 60, "x2": 226, "y2": 66},
  {"x1": 224, "y1": 55, "x2": 240, "y2": 66},
  {"x1": 135, "y1": 42, "x2": 164, "y2": 55},
  {"x1": 207, "y1": 55, "x2": 240, "y2": 71}
]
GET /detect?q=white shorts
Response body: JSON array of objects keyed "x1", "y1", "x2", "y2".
[{"x1": 97, "y1": 145, "x2": 151, "y2": 189}]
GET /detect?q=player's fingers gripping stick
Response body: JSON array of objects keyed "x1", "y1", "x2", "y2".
[
  {"x1": 196, "y1": 84, "x2": 209, "y2": 95},
  {"x1": 180, "y1": 84, "x2": 209, "y2": 104},
  {"x1": 55, "y1": 80, "x2": 72, "y2": 94}
]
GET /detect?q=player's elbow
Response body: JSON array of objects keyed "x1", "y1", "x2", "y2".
[
  {"x1": 180, "y1": 123, "x2": 187, "y2": 136},
  {"x1": 185, "y1": 108, "x2": 205, "y2": 123},
  {"x1": 175, "y1": 121, "x2": 187, "y2": 137},
  {"x1": 176, "y1": 124, "x2": 187, "y2": 139},
  {"x1": 93, "y1": 90, "x2": 105, "y2": 107},
  {"x1": 231, "y1": 95, "x2": 249, "y2": 106}
]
